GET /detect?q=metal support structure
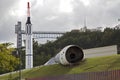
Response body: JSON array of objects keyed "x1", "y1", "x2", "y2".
[
  {"x1": 21, "y1": 31, "x2": 65, "y2": 39},
  {"x1": 15, "y1": 22, "x2": 22, "y2": 49},
  {"x1": 33, "y1": 31, "x2": 65, "y2": 39}
]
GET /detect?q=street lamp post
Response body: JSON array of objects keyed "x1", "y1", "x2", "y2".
[
  {"x1": 17, "y1": 49, "x2": 22, "y2": 80},
  {"x1": 9, "y1": 54, "x2": 12, "y2": 80}
]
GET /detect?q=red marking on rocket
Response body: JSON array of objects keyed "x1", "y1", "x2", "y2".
[
  {"x1": 26, "y1": 2, "x2": 31, "y2": 24},
  {"x1": 27, "y1": 2, "x2": 30, "y2": 17},
  {"x1": 28, "y1": 2, "x2": 30, "y2": 8}
]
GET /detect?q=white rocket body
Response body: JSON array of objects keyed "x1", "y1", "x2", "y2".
[
  {"x1": 25, "y1": 2, "x2": 33, "y2": 69},
  {"x1": 25, "y1": 24, "x2": 33, "y2": 69}
]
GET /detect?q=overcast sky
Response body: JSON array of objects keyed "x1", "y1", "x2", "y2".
[{"x1": 0, "y1": 0, "x2": 120, "y2": 46}]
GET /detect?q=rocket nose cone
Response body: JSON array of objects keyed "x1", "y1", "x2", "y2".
[{"x1": 28, "y1": 2, "x2": 30, "y2": 8}]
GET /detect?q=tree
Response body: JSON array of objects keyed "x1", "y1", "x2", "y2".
[{"x1": 0, "y1": 43, "x2": 19, "y2": 74}]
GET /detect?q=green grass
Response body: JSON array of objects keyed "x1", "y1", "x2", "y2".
[{"x1": 1, "y1": 55, "x2": 120, "y2": 80}]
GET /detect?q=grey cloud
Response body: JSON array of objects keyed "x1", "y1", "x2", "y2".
[
  {"x1": 72, "y1": 0, "x2": 120, "y2": 27},
  {"x1": 0, "y1": 15, "x2": 16, "y2": 41},
  {"x1": 0, "y1": 0, "x2": 120, "y2": 44},
  {"x1": 0, "y1": 0, "x2": 17, "y2": 42}
]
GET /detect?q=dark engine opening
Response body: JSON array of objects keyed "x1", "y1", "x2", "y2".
[
  {"x1": 70, "y1": 53, "x2": 76, "y2": 59},
  {"x1": 66, "y1": 46, "x2": 84, "y2": 63}
]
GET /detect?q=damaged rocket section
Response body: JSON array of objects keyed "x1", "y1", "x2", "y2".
[{"x1": 44, "y1": 45, "x2": 84, "y2": 66}]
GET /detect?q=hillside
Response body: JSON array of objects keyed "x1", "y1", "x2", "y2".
[
  {"x1": 32, "y1": 27, "x2": 120, "y2": 67},
  {"x1": 0, "y1": 55, "x2": 120, "y2": 80}
]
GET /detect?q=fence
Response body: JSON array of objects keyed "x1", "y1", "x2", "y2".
[{"x1": 27, "y1": 69, "x2": 120, "y2": 80}]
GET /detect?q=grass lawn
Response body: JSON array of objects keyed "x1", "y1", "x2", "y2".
[{"x1": 0, "y1": 55, "x2": 120, "y2": 80}]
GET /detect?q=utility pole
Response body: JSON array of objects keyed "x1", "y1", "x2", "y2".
[
  {"x1": 83, "y1": 16, "x2": 87, "y2": 32},
  {"x1": 16, "y1": 48, "x2": 22, "y2": 80},
  {"x1": 9, "y1": 54, "x2": 12, "y2": 80}
]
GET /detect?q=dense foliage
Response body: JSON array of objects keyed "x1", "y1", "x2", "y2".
[
  {"x1": 33, "y1": 27, "x2": 120, "y2": 66},
  {"x1": 0, "y1": 43, "x2": 19, "y2": 74}
]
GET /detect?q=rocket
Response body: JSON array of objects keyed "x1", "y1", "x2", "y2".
[
  {"x1": 25, "y1": 2, "x2": 33, "y2": 69},
  {"x1": 26, "y1": 2, "x2": 31, "y2": 24}
]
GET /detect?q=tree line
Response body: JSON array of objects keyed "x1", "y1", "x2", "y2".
[{"x1": 1, "y1": 27, "x2": 120, "y2": 74}]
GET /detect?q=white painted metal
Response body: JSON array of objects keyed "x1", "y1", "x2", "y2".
[{"x1": 25, "y1": 23, "x2": 33, "y2": 69}]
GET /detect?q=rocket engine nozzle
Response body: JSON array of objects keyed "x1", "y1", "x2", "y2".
[{"x1": 45, "y1": 45, "x2": 84, "y2": 65}]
